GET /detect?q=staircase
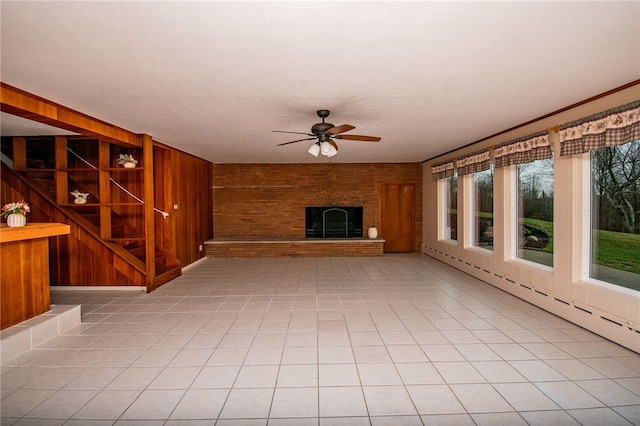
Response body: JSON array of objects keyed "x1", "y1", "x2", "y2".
[{"x1": 1, "y1": 135, "x2": 181, "y2": 291}]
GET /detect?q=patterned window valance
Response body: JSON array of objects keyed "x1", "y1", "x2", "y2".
[
  {"x1": 457, "y1": 150, "x2": 491, "y2": 176},
  {"x1": 431, "y1": 161, "x2": 455, "y2": 180},
  {"x1": 559, "y1": 100, "x2": 640, "y2": 156},
  {"x1": 494, "y1": 131, "x2": 551, "y2": 168}
]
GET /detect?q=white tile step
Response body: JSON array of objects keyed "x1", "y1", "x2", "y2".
[{"x1": 0, "y1": 305, "x2": 81, "y2": 363}]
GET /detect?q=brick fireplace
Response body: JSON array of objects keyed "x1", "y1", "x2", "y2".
[{"x1": 208, "y1": 163, "x2": 422, "y2": 257}]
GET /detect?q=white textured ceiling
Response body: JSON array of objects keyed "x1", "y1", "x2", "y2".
[{"x1": 1, "y1": 1, "x2": 639, "y2": 163}]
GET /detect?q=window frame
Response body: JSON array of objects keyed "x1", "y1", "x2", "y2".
[
  {"x1": 439, "y1": 174, "x2": 458, "y2": 243},
  {"x1": 513, "y1": 158, "x2": 555, "y2": 268},
  {"x1": 581, "y1": 148, "x2": 640, "y2": 296},
  {"x1": 468, "y1": 165, "x2": 494, "y2": 252}
]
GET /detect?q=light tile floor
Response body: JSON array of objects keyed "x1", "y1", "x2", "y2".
[{"x1": 1, "y1": 254, "x2": 639, "y2": 425}]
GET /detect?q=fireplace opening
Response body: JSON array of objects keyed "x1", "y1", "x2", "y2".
[{"x1": 306, "y1": 206, "x2": 363, "y2": 238}]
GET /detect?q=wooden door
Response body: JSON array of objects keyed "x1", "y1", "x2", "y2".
[{"x1": 379, "y1": 183, "x2": 415, "y2": 252}]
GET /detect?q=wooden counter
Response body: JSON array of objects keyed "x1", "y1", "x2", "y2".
[{"x1": 1, "y1": 222, "x2": 70, "y2": 330}]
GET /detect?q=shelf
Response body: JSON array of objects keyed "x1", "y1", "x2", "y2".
[
  {"x1": 17, "y1": 168, "x2": 97, "y2": 172},
  {"x1": 18, "y1": 168, "x2": 144, "y2": 172},
  {"x1": 107, "y1": 167, "x2": 144, "y2": 171},
  {"x1": 63, "y1": 202, "x2": 143, "y2": 207},
  {"x1": 105, "y1": 202, "x2": 144, "y2": 206},
  {"x1": 17, "y1": 168, "x2": 56, "y2": 173}
]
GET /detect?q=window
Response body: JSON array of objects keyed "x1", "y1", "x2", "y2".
[
  {"x1": 442, "y1": 174, "x2": 458, "y2": 240},
  {"x1": 590, "y1": 140, "x2": 640, "y2": 291},
  {"x1": 516, "y1": 159, "x2": 554, "y2": 266},
  {"x1": 471, "y1": 165, "x2": 493, "y2": 249}
]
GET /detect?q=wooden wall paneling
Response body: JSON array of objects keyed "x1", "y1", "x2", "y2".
[
  {"x1": 0, "y1": 241, "x2": 24, "y2": 327},
  {"x1": 22, "y1": 239, "x2": 49, "y2": 318},
  {"x1": 173, "y1": 151, "x2": 186, "y2": 264},
  {"x1": 49, "y1": 233, "x2": 70, "y2": 284},
  {"x1": 0, "y1": 237, "x2": 52, "y2": 329},
  {"x1": 110, "y1": 170, "x2": 144, "y2": 232},
  {"x1": 199, "y1": 158, "x2": 213, "y2": 260},
  {"x1": 11, "y1": 137, "x2": 26, "y2": 170},
  {"x1": 67, "y1": 138, "x2": 99, "y2": 168},
  {"x1": 171, "y1": 151, "x2": 182, "y2": 262},
  {"x1": 185, "y1": 154, "x2": 198, "y2": 262},
  {"x1": 173, "y1": 151, "x2": 212, "y2": 265},
  {"x1": 153, "y1": 146, "x2": 174, "y2": 256}
]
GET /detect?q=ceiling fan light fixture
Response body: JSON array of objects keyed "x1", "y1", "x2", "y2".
[
  {"x1": 274, "y1": 109, "x2": 379, "y2": 158},
  {"x1": 320, "y1": 141, "x2": 332, "y2": 156},
  {"x1": 308, "y1": 143, "x2": 320, "y2": 156}
]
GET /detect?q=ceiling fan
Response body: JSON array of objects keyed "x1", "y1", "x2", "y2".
[{"x1": 274, "y1": 109, "x2": 381, "y2": 157}]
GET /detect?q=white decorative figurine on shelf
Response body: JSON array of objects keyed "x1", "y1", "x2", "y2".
[
  {"x1": 71, "y1": 190, "x2": 89, "y2": 204},
  {"x1": 117, "y1": 153, "x2": 138, "y2": 168}
]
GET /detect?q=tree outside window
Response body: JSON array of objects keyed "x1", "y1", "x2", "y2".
[
  {"x1": 471, "y1": 166, "x2": 493, "y2": 250},
  {"x1": 516, "y1": 159, "x2": 554, "y2": 266},
  {"x1": 443, "y1": 174, "x2": 458, "y2": 240},
  {"x1": 591, "y1": 140, "x2": 640, "y2": 291}
]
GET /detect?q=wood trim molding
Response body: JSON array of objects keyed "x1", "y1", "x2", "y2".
[
  {"x1": 0, "y1": 82, "x2": 141, "y2": 146},
  {"x1": 422, "y1": 79, "x2": 640, "y2": 163}
]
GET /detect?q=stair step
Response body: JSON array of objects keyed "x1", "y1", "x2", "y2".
[
  {"x1": 26, "y1": 158, "x2": 47, "y2": 168},
  {"x1": 72, "y1": 214, "x2": 100, "y2": 228},
  {"x1": 111, "y1": 225, "x2": 140, "y2": 238},
  {"x1": 30, "y1": 178, "x2": 56, "y2": 193},
  {"x1": 27, "y1": 172, "x2": 54, "y2": 180}
]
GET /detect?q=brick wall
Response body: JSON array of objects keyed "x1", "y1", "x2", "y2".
[
  {"x1": 206, "y1": 240, "x2": 384, "y2": 257},
  {"x1": 212, "y1": 163, "x2": 422, "y2": 251}
]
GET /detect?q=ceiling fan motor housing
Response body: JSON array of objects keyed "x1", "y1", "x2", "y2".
[
  {"x1": 311, "y1": 109, "x2": 334, "y2": 135},
  {"x1": 311, "y1": 122, "x2": 334, "y2": 135},
  {"x1": 274, "y1": 108, "x2": 380, "y2": 148}
]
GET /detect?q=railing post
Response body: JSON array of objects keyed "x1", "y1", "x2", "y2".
[
  {"x1": 54, "y1": 136, "x2": 68, "y2": 205},
  {"x1": 141, "y1": 134, "x2": 155, "y2": 291},
  {"x1": 98, "y1": 141, "x2": 111, "y2": 239}
]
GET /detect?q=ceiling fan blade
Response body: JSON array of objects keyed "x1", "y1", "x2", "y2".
[
  {"x1": 329, "y1": 140, "x2": 339, "y2": 151},
  {"x1": 273, "y1": 130, "x2": 314, "y2": 136},
  {"x1": 333, "y1": 134, "x2": 381, "y2": 142},
  {"x1": 326, "y1": 124, "x2": 355, "y2": 135},
  {"x1": 276, "y1": 137, "x2": 317, "y2": 146}
]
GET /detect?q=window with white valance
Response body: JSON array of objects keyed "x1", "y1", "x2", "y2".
[
  {"x1": 457, "y1": 150, "x2": 490, "y2": 176},
  {"x1": 431, "y1": 161, "x2": 455, "y2": 180},
  {"x1": 493, "y1": 131, "x2": 555, "y2": 267},
  {"x1": 559, "y1": 100, "x2": 640, "y2": 156},
  {"x1": 494, "y1": 131, "x2": 552, "y2": 168}
]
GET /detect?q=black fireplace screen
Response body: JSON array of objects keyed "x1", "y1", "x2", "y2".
[{"x1": 305, "y1": 206, "x2": 363, "y2": 238}]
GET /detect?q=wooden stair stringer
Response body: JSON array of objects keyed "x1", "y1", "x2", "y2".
[{"x1": 1, "y1": 162, "x2": 182, "y2": 288}]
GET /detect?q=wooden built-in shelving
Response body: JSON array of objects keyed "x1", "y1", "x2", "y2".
[
  {"x1": 4, "y1": 133, "x2": 164, "y2": 291},
  {"x1": 1, "y1": 83, "x2": 215, "y2": 293}
]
